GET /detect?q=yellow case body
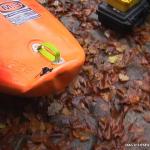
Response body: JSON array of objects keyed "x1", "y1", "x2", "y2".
[{"x1": 107, "y1": 0, "x2": 140, "y2": 12}]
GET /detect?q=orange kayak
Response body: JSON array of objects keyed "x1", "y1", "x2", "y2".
[{"x1": 0, "y1": 0, "x2": 85, "y2": 96}]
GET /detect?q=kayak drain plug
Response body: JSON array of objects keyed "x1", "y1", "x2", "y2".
[{"x1": 40, "y1": 67, "x2": 53, "y2": 76}]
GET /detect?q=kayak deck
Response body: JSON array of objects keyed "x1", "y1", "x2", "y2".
[{"x1": 0, "y1": 0, "x2": 85, "y2": 96}]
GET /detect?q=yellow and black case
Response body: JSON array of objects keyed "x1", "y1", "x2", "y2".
[{"x1": 97, "y1": 0, "x2": 150, "y2": 32}]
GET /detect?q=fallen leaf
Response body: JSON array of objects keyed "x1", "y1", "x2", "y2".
[
  {"x1": 48, "y1": 102, "x2": 63, "y2": 116},
  {"x1": 119, "y1": 73, "x2": 129, "y2": 82},
  {"x1": 53, "y1": 0, "x2": 60, "y2": 7},
  {"x1": 104, "y1": 30, "x2": 111, "y2": 38},
  {"x1": 129, "y1": 95, "x2": 140, "y2": 104},
  {"x1": 72, "y1": 129, "x2": 91, "y2": 141},
  {"x1": 143, "y1": 113, "x2": 150, "y2": 123},
  {"x1": 0, "y1": 123, "x2": 6, "y2": 129},
  {"x1": 100, "y1": 91, "x2": 112, "y2": 101},
  {"x1": 62, "y1": 107, "x2": 71, "y2": 116},
  {"x1": 116, "y1": 45, "x2": 127, "y2": 53},
  {"x1": 128, "y1": 124, "x2": 144, "y2": 133},
  {"x1": 108, "y1": 54, "x2": 122, "y2": 64}
]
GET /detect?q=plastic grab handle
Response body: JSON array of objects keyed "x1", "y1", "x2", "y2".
[{"x1": 38, "y1": 42, "x2": 60, "y2": 62}]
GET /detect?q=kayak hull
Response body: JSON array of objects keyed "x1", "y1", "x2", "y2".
[
  {"x1": 0, "y1": 0, "x2": 85, "y2": 96},
  {"x1": 0, "y1": 60, "x2": 82, "y2": 97}
]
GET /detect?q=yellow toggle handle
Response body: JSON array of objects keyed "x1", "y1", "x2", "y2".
[{"x1": 38, "y1": 42, "x2": 60, "y2": 62}]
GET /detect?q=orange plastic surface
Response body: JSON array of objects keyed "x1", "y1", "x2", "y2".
[{"x1": 0, "y1": 0, "x2": 85, "y2": 96}]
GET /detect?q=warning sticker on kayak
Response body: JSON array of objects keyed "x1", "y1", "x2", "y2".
[{"x1": 0, "y1": 0, "x2": 40, "y2": 25}]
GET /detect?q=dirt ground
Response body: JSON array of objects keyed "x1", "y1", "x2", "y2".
[{"x1": 0, "y1": 0, "x2": 150, "y2": 150}]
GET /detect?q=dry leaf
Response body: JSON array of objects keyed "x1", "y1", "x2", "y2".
[
  {"x1": 62, "y1": 107, "x2": 71, "y2": 116},
  {"x1": 0, "y1": 123, "x2": 6, "y2": 129},
  {"x1": 72, "y1": 130, "x2": 91, "y2": 141},
  {"x1": 129, "y1": 124, "x2": 144, "y2": 133},
  {"x1": 143, "y1": 113, "x2": 150, "y2": 123},
  {"x1": 119, "y1": 73, "x2": 129, "y2": 82},
  {"x1": 130, "y1": 95, "x2": 140, "y2": 104},
  {"x1": 108, "y1": 54, "x2": 122, "y2": 64}
]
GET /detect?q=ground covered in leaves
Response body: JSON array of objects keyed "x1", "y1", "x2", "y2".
[{"x1": 0, "y1": 0, "x2": 150, "y2": 150}]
